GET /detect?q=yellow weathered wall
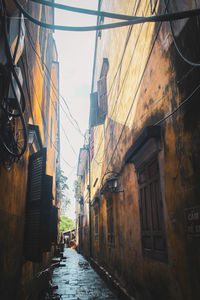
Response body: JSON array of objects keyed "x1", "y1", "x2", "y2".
[
  {"x1": 89, "y1": 1, "x2": 200, "y2": 299},
  {"x1": 78, "y1": 155, "x2": 90, "y2": 257},
  {"x1": 0, "y1": 3, "x2": 59, "y2": 299}
]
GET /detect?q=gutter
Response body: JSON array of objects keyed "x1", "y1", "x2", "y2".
[{"x1": 90, "y1": 257, "x2": 136, "y2": 300}]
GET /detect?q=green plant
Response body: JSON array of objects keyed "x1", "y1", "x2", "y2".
[
  {"x1": 60, "y1": 216, "x2": 75, "y2": 231},
  {"x1": 56, "y1": 167, "x2": 70, "y2": 214}
]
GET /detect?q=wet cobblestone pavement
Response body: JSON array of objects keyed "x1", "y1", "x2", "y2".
[{"x1": 51, "y1": 248, "x2": 119, "y2": 300}]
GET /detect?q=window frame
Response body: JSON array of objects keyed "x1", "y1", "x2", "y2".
[
  {"x1": 24, "y1": 148, "x2": 47, "y2": 262},
  {"x1": 94, "y1": 205, "x2": 99, "y2": 242},
  {"x1": 125, "y1": 126, "x2": 167, "y2": 262},
  {"x1": 97, "y1": 58, "x2": 109, "y2": 123},
  {"x1": 137, "y1": 155, "x2": 167, "y2": 262},
  {"x1": 106, "y1": 197, "x2": 115, "y2": 247}
]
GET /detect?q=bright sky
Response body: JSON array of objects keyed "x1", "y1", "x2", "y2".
[{"x1": 54, "y1": 0, "x2": 98, "y2": 220}]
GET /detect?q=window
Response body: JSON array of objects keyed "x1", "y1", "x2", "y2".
[
  {"x1": 28, "y1": 124, "x2": 43, "y2": 155},
  {"x1": 41, "y1": 175, "x2": 53, "y2": 251},
  {"x1": 106, "y1": 197, "x2": 114, "y2": 247},
  {"x1": 89, "y1": 59, "x2": 109, "y2": 127},
  {"x1": 24, "y1": 149, "x2": 55, "y2": 261},
  {"x1": 97, "y1": 58, "x2": 109, "y2": 122},
  {"x1": 125, "y1": 126, "x2": 167, "y2": 261},
  {"x1": 94, "y1": 205, "x2": 99, "y2": 242},
  {"x1": 24, "y1": 149, "x2": 47, "y2": 262},
  {"x1": 138, "y1": 157, "x2": 167, "y2": 261}
]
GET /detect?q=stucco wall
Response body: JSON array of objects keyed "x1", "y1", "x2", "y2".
[
  {"x1": 89, "y1": 1, "x2": 200, "y2": 299},
  {"x1": 0, "y1": 2, "x2": 59, "y2": 299}
]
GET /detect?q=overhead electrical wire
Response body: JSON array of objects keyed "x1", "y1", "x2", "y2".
[
  {"x1": 60, "y1": 125, "x2": 77, "y2": 157},
  {"x1": 25, "y1": 24, "x2": 84, "y2": 137},
  {"x1": 30, "y1": 0, "x2": 139, "y2": 21},
  {"x1": 93, "y1": 25, "x2": 144, "y2": 165},
  {"x1": 163, "y1": 0, "x2": 200, "y2": 67},
  {"x1": 92, "y1": 3, "x2": 149, "y2": 165},
  {"x1": 21, "y1": 47, "x2": 35, "y2": 124},
  {"x1": 25, "y1": 59, "x2": 74, "y2": 169},
  {"x1": 3, "y1": 13, "x2": 26, "y2": 114},
  {"x1": 93, "y1": 0, "x2": 200, "y2": 169},
  {"x1": 105, "y1": 0, "x2": 200, "y2": 173},
  {"x1": 105, "y1": 9, "x2": 165, "y2": 173},
  {"x1": 25, "y1": 28, "x2": 84, "y2": 138},
  {"x1": 0, "y1": 4, "x2": 27, "y2": 158},
  {"x1": 24, "y1": 24, "x2": 79, "y2": 162},
  {"x1": 13, "y1": 0, "x2": 200, "y2": 31},
  {"x1": 154, "y1": 82, "x2": 200, "y2": 126},
  {"x1": 13, "y1": 12, "x2": 22, "y2": 63},
  {"x1": 60, "y1": 97, "x2": 84, "y2": 137}
]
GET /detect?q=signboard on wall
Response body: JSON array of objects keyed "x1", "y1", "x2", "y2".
[{"x1": 185, "y1": 206, "x2": 200, "y2": 237}]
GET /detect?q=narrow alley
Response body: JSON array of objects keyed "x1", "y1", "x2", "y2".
[
  {"x1": 1, "y1": 1, "x2": 200, "y2": 300},
  {"x1": 51, "y1": 248, "x2": 119, "y2": 300}
]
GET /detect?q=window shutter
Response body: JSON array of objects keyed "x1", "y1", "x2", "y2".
[
  {"x1": 24, "y1": 208, "x2": 43, "y2": 262},
  {"x1": 26, "y1": 149, "x2": 47, "y2": 204},
  {"x1": 106, "y1": 197, "x2": 114, "y2": 247},
  {"x1": 41, "y1": 175, "x2": 53, "y2": 252},
  {"x1": 125, "y1": 126, "x2": 167, "y2": 261},
  {"x1": 97, "y1": 76, "x2": 108, "y2": 122},
  {"x1": 24, "y1": 149, "x2": 47, "y2": 262},
  {"x1": 94, "y1": 205, "x2": 99, "y2": 242},
  {"x1": 90, "y1": 92, "x2": 103, "y2": 127},
  {"x1": 138, "y1": 158, "x2": 167, "y2": 261},
  {"x1": 51, "y1": 206, "x2": 58, "y2": 244}
]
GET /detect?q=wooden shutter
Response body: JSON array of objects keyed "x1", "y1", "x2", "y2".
[
  {"x1": 138, "y1": 158, "x2": 167, "y2": 261},
  {"x1": 90, "y1": 92, "x2": 99, "y2": 127},
  {"x1": 26, "y1": 149, "x2": 47, "y2": 204},
  {"x1": 106, "y1": 197, "x2": 114, "y2": 247},
  {"x1": 97, "y1": 75, "x2": 108, "y2": 122},
  {"x1": 51, "y1": 206, "x2": 58, "y2": 244},
  {"x1": 94, "y1": 206, "x2": 99, "y2": 242},
  {"x1": 24, "y1": 149, "x2": 46, "y2": 262},
  {"x1": 41, "y1": 175, "x2": 53, "y2": 252}
]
